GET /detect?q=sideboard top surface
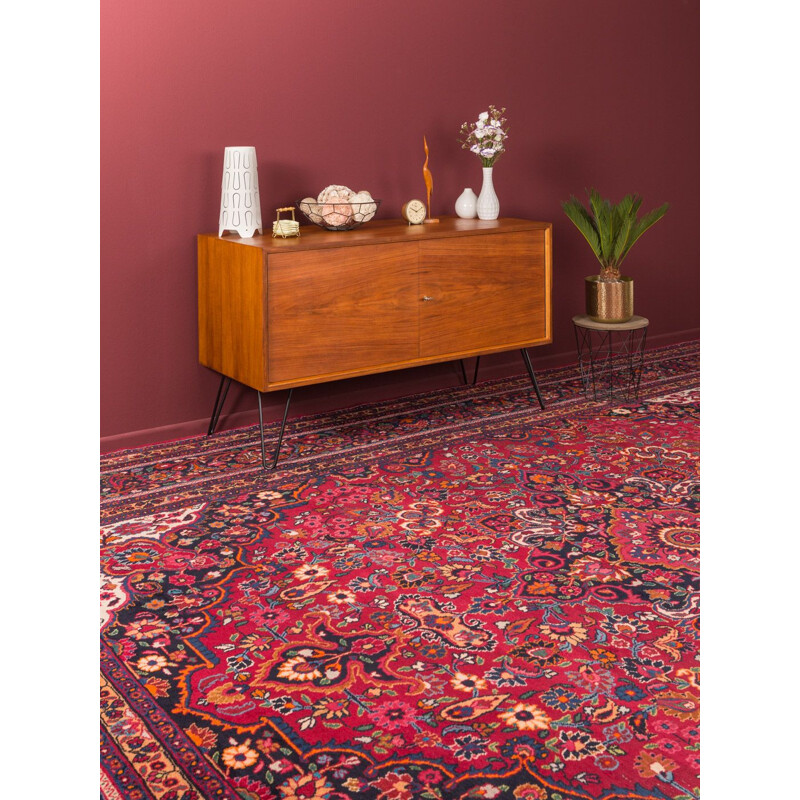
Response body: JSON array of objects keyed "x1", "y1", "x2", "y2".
[{"x1": 200, "y1": 216, "x2": 551, "y2": 254}]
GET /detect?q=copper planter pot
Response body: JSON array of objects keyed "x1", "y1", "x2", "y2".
[{"x1": 585, "y1": 276, "x2": 634, "y2": 323}]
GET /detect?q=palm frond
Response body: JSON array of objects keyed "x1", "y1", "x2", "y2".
[
  {"x1": 561, "y1": 196, "x2": 602, "y2": 262},
  {"x1": 617, "y1": 202, "x2": 670, "y2": 267},
  {"x1": 589, "y1": 189, "x2": 613, "y2": 263},
  {"x1": 611, "y1": 213, "x2": 635, "y2": 266},
  {"x1": 562, "y1": 188, "x2": 669, "y2": 272},
  {"x1": 614, "y1": 194, "x2": 638, "y2": 225}
]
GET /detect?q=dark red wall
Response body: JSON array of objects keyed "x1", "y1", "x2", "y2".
[{"x1": 101, "y1": 0, "x2": 699, "y2": 448}]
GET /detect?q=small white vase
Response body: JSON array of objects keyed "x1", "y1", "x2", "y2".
[
  {"x1": 476, "y1": 166, "x2": 499, "y2": 220},
  {"x1": 455, "y1": 187, "x2": 478, "y2": 219}
]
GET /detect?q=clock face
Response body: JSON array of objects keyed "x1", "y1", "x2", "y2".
[{"x1": 402, "y1": 199, "x2": 426, "y2": 225}]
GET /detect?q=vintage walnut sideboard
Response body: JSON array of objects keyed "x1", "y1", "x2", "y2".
[{"x1": 198, "y1": 216, "x2": 552, "y2": 468}]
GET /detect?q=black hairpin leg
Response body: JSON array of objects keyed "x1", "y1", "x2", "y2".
[
  {"x1": 257, "y1": 388, "x2": 293, "y2": 470},
  {"x1": 472, "y1": 356, "x2": 481, "y2": 385},
  {"x1": 207, "y1": 375, "x2": 232, "y2": 436},
  {"x1": 459, "y1": 360, "x2": 469, "y2": 385},
  {"x1": 520, "y1": 348, "x2": 545, "y2": 409}
]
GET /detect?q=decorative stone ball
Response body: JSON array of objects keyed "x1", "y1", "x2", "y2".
[
  {"x1": 331, "y1": 203, "x2": 354, "y2": 226},
  {"x1": 319, "y1": 203, "x2": 353, "y2": 228},
  {"x1": 350, "y1": 190, "x2": 377, "y2": 223},
  {"x1": 300, "y1": 196, "x2": 323, "y2": 225},
  {"x1": 318, "y1": 184, "x2": 354, "y2": 204}
]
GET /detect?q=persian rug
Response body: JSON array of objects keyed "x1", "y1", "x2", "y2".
[{"x1": 101, "y1": 341, "x2": 699, "y2": 800}]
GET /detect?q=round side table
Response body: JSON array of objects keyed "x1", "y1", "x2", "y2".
[{"x1": 572, "y1": 315, "x2": 649, "y2": 401}]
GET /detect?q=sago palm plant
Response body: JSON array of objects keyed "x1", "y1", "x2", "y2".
[{"x1": 562, "y1": 189, "x2": 669, "y2": 282}]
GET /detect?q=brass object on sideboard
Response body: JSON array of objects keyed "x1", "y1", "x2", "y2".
[
  {"x1": 585, "y1": 275, "x2": 634, "y2": 323},
  {"x1": 272, "y1": 207, "x2": 301, "y2": 238}
]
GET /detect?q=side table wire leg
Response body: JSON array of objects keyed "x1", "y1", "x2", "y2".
[
  {"x1": 608, "y1": 331, "x2": 614, "y2": 399},
  {"x1": 634, "y1": 327, "x2": 648, "y2": 398},
  {"x1": 257, "y1": 388, "x2": 294, "y2": 471},
  {"x1": 520, "y1": 348, "x2": 545, "y2": 409},
  {"x1": 207, "y1": 376, "x2": 232, "y2": 436},
  {"x1": 459, "y1": 360, "x2": 469, "y2": 385},
  {"x1": 624, "y1": 329, "x2": 635, "y2": 400},
  {"x1": 588, "y1": 331, "x2": 599, "y2": 400},
  {"x1": 574, "y1": 324, "x2": 585, "y2": 396}
]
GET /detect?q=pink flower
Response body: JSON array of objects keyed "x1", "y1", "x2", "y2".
[
  {"x1": 417, "y1": 769, "x2": 443, "y2": 785},
  {"x1": 374, "y1": 700, "x2": 417, "y2": 731}
]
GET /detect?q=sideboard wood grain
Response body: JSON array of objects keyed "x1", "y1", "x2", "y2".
[{"x1": 198, "y1": 217, "x2": 552, "y2": 394}]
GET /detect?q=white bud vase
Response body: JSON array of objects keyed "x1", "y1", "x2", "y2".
[
  {"x1": 455, "y1": 187, "x2": 478, "y2": 219},
  {"x1": 476, "y1": 166, "x2": 499, "y2": 220}
]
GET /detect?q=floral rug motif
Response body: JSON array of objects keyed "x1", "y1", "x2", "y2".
[{"x1": 101, "y1": 342, "x2": 699, "y2": 800}]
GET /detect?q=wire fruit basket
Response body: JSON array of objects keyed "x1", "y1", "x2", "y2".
[{"x1": 296, "y1": 199, "x2": 381, "y2": 231}]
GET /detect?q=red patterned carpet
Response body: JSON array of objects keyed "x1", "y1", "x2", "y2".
[{"x1": 101, "y1": 342, "x2": 699, "y2": 800}]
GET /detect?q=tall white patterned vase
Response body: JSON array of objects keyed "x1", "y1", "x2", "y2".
[
  {"x1": 476, "y1": 167, "x2": 500, "y2": 220},
  {"x1": 218, "y1": 146, "x2": 263, "y2": 237}
]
